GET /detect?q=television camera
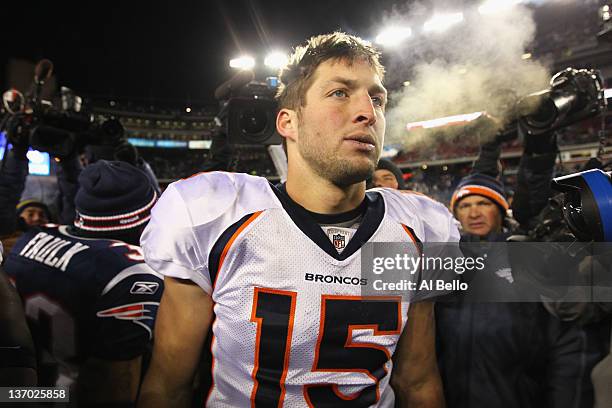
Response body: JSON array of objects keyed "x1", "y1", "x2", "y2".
[
  {"x1": 515, "y1": 68, "x2": 610, "y2": 243},
  {"x1": 214, "y1": 70, "x2": 281, "y2": 146},
  {"x1": 517, "y1": 68, "x2": 606, "y2": 136},
  {"x1": 0, "y1": 59, "x2": 124, "y2": 161},
  {"x1": 548, "y1": 168, "x2": 612, "y2": 243}
]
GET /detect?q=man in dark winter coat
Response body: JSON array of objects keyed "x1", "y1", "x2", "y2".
[{"x1": 435, "y1": 130, "x2": 605, "y2": 408}]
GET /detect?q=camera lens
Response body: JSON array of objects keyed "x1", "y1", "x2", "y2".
[
  {"x1": 227, "y1": 97, "x2": 281, "y2": 145},
  {"x1": 523, "y1": 97, "x2": 558, "y2": 129},
  {"x1": 239, "y1": 107, "x2": 268, "y2": 135}
]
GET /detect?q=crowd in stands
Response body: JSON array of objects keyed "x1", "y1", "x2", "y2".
[
  {"x1": 142, "y1": 150, "x2": 211, "y2": 181},
  {"x1": 406, "y1": 166, "x2": 468, "y2": 205},
  {"x1": 396, "y1": 124, "x2": 606, "y2": 165},
  {"x1": 531, "y1": 0, "x2": 601, "y2": 59}
]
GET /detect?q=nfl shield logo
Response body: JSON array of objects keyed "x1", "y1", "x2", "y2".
[{"x1": 332, "y1": 234, "x2": 346, "y2": 250}]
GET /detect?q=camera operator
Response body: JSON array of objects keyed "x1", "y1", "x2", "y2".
[
  {"x1": 433, "y1": 127, "x2": 605, "y2": 408},
  {"x1": 3, "y1": 160, "x2": 163, "y2": 406},
  {"x1": 510, "y1": 132, "x2": 612, "y2": 408},
  {"x1": 0, "y1": 137, "x2": 82, "y2": 253},
  {"x1": 0, "y1": 136, "x2": 161, "y2": 256},
  {"x1": 1, "y1": 63, "x2": 161, "y2": 256},
  {"x1": 0, "y1": 143, "x2": 33, "y2": 235}
]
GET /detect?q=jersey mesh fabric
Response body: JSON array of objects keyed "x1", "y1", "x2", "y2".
[
  {"x1": 141, "y1": 173, "x2": 460, "y2": 408},
  {"x1": 207, "y1": 209, "x2": 416, "y2": 407}
]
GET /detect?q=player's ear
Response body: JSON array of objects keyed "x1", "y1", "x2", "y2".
[{"x1": 276, "y1": 108, "x2": 298, "y2": 142}]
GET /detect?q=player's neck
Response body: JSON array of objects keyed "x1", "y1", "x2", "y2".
[{"x1": 285, "y1": 164, "x2": 366, "y2": 215}]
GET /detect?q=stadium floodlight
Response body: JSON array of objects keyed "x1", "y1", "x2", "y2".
[
  {"x1": 264, "y1": 52, "x2": 288, "y2": 69},
  {"x1": 375, "y1": 26, "x2": 412, "y2": 47},
  {"x1": 229, "y1": 56, "x2": 255, "y2": 70},
  {"x1": 602, "y1": 4, "x2": 612, "y2": 21},
  {"x1": 478, "y1": 0, "x2": 523, "y2": 16},
  {"x1": 423, "y1": 12, "x2": 464, "y2": 33}
]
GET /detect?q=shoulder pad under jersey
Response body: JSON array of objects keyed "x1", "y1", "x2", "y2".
[
  {"x1": 141, "y1": 172, "x2": 281, "y2": 293},
  {"x1": 374, "y1": 187, "x2": 460, "y2": 243}
]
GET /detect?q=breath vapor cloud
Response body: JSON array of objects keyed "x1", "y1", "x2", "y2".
[{"x1": 380, "y1": 1, "x2": 550, "y2": 152}]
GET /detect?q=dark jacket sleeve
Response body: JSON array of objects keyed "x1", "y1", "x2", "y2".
[
  {"x1": 512, "y1": 127, "x2": 558, "y2": 230},
  {"x1": 512, "y1": 151, "x2": 557, "y2": 229},
  {"x1": 0, "y1": 149, "x2": 29, "y2": 236},
  {"x1": 0, "y1": 267, "x2": 37, "y2": 385},
  {"x1": 472, "y1": 140, "x2": 502, "y2": 178},
  {"x1": 545, "y1": 318, "x2": 610, "y2": 408},
  {"x1": 55, "y1": 155, "x2": 82, "y2": 225}
]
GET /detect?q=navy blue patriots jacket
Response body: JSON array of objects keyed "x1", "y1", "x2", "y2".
[{"x1": 4, "y1": 224, "x2": 163, "y2": 387}]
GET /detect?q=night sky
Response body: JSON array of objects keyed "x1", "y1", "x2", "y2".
[
  {"x1": 3, "y1": 0, "x2": 403, "y2": 104},
  {"x1": 3, "y1": 1, "x2": 597, "y2": 105}
]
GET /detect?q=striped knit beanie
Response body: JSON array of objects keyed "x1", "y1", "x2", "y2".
[
  {"x1": 450, "y1": 173, "x2": 509, "y2": 214},
  {"x1": 74, "y1": 160, "x2": 157, "y2": 232}
]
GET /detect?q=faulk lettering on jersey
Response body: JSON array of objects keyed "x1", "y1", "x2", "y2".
[{"x1": 19, "y1": 232, "x2": 89, "y2": 272}]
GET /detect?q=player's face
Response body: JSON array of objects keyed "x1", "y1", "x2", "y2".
[
  {"x1": 20, "y1": 207, "x2": 49, "y2": 227},
  {"x1": 455, "y1": 195, "x2": 503, "y2": 237},
  {"x1": 372, "y1": 169, "x2": 399, "y2": 189},
  {"x1": 295, "y1": 58, "x2": 387, "y2": 187}
]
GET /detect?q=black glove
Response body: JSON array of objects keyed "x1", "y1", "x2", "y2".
[{"x1": 5, "y1": 116, "x2": 29, "y2": 160}]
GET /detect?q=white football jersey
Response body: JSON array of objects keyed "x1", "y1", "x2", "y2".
[{"x1": 141, "y1": 172, "x2": 459, "y2": 408}]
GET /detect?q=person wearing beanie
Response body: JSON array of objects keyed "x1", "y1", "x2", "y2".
[
  {"x1": 71, "y1": 160, "x2": 158, "y2": 245},
  {"x1": 371, "y1": 158, "x2": 406, "y2": 190},
  {"x1": 3, "y1": 160, "x2": 163, "y2": 406},
  {"x1": 15, "y1": 199, "x2": 52, "y2": 229},
  {"x1": 438, "y1": 168, "x2": 600, "y2": 408},
  {"x1": 450, "y1": 173, "x2": 509, "y2": 237}
]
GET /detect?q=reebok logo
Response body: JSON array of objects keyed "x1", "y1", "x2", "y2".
[{"x1": 130, "y1": 281, "x2": 160, "y2": 295}]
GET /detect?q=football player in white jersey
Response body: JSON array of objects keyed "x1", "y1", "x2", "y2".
[{"x1": 139, "y1": 32, "x2": 458, "y2": 407}]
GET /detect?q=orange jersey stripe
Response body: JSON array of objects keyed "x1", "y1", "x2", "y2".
[
  {"x1": 401, "y1": 224, "x2": 418, "y2": 244},
  {"x1": 216, "y1": 211, "x2": 263, "y2": 281}
]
